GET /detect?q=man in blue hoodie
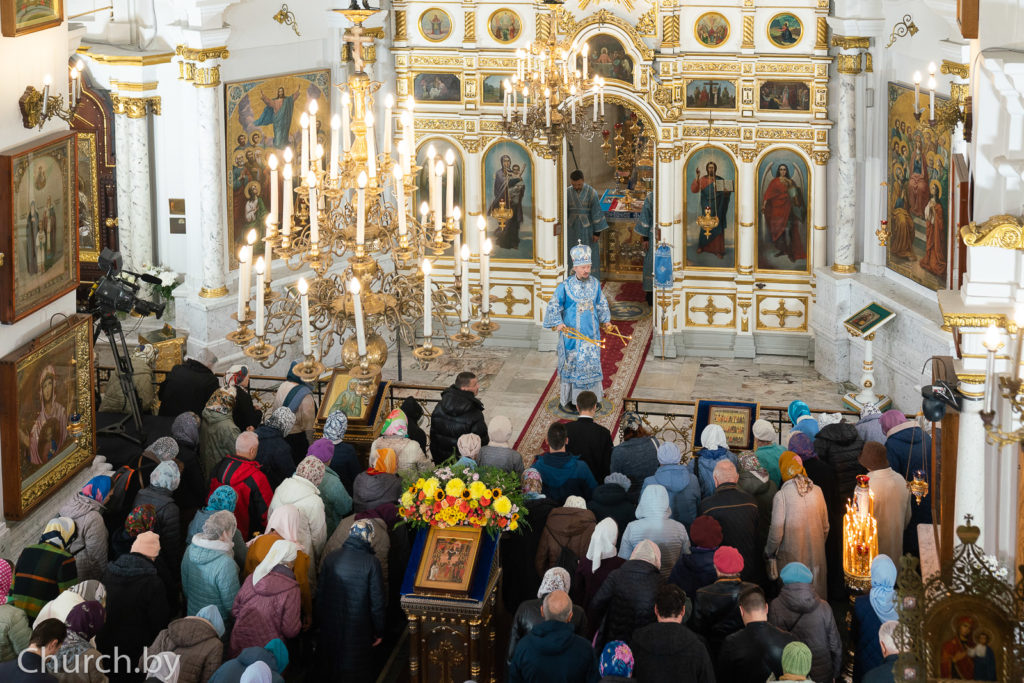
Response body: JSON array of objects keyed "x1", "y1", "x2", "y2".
[
  {"x1": 509, "y1": 590, "x2": 599, "y2": 683},
  {"x1": 641, "y1": 442, "x2": 701, "y2": 526},
  {"x1": 532, "y1": 423, "x2": 598, "y2": 504}
]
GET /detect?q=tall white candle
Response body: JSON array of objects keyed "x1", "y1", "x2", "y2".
[
  {"x1": 913, "y1": 71, "x2": 921, "y2": 114},
  {"x1": 453, "y1": 206, "x2": 463, "y2": 272},
  {"x1": 433, "y1": 160, "x2": 445, "y2": 234},
  {"x1": 329, "y1": 115, "x2": 340, "y2": 181},
  {"x1": 422, "y1": 260, "x2": 433, "y2": 338},
  {"x1": 928, "y1": 76, "x2": 936, "y2": 120},
  {"x1": 254, "y1": 257, "x2": 266, "y2": 337},
  {"x1": 383, "y1": 93, "x2": 394, "y2": 155},
  {"x1": 307, "y1": 172, "x2": 319, "y2": 245},
  {"x1": 582, "y1": 43, "x2": 588, "y2": 80},
  {"x1": 281, "y1": 164, "x2": 293, "y2": 236},
  {"x1": 237, "y1": 246, "x2": 250, "y2": 322},
  {"x1": 297, "y1": 277, "x2": 312, "y2": 356},
  {"x1": 395, "y1": 172, "x2": 407, "y2": 236},
  {"x1": 356, "y1": 171, "x2": 367, "y2": 245},
  {"x1": 308, "y1": 99, "x2": 319, "y2": 148},
  {"x1": 523, "y1": 88, "x2": 529, "y2": 124},
  {"x1": 460, "y1": 244, "x2": 471, "y2": 322},
  {"x1": 427, "y1": 144, "x2": 438, "y2": 214},
  {"x1": 42, "y1": 75, "x2": 51, "y2": 116},
  {"x1": 481, "y1": 238, "x2": 492, "y2": 313},
  {"x1": 341, "y1": 92, "x2": 351, "y2": 153},
  {"x1": 545, "y1": 88, "x2": 551, "y2": 127},
  {"x1": 593, "y1": 88, "x2": 598, "y2": 121},
  {"x1": 477, "y1": 214, "x2": 486, "y2": 247},
  {"x1": 300, "y1": 112, "x2": 310, "y2": 175},
  {"x1": 268, "y1": 154, "x2": 279, "y2": 224},
  {"x1": 365, "y1": 110, "x2": 377, "y2": 181},
  {"x1": 350, "y1": 278, "x2": 367, "y2": 356},
  {"x1": 70, "y1": 69, "x2": 78, "y2": 108},
  {"x1": 264, "y1": 215, "x2": 275, "y2": 283},
  {"x1": 445, "y1": 149, "x2": 455, "y2": 218}
]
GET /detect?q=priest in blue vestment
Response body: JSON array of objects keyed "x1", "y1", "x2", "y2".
[
  {"x1": 566, "y1": 170, "x2": 609, "y2": 278},
  {"x1": 633, "y1": 191, "x2": 656, "y2": 305},
  {"x1": 543, "y1": 242, "x2": 612, "y2": 413}
]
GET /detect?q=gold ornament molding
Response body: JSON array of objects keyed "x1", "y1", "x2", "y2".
[
  {"x1": 109, "y1": 80, "x2": 158, "y2": 92},
  {"x1": 757, "y1": 297, "x2": 807, "y2": 331},
  {"x1": 637, "y1": 6, "x2": 657, "y2": 37},
  {"x1": 395, "y1": 10, "x2": 407, "y2": 41},
  {"x1": 941, "y1": 60, "x2": 969, "y2": 79},
  {"x1": 569, "y1": 10, "x2": 655, "y2": 61},
  {"x1": 75, "y1": 46, "x2": 175, "y2": 66},
  {"x1": 193, "y1": 66, "x2": 222, "y2": 88},
  {"x1": 465, "y1": 11, "x2": 476, "y2": 41},
  {"x1": 815, "y1": 17, "x2": 828, "y2": 49},
  {"x1": 960, "y1": 214, "x2": 1024, "y2": 249},
  {"x1": 111, "y1": 94, "x2": 161, "y2": 118},
  {"x1": 835, "y1": 54, "x2": 862, "y2": 74},
  {"x1": 811, "y1": 150, "x2": 830, "y2": 165},
  {"x1": 662, "y1": 15, "x2": 679, "y2": 47},
  {"x1": 831, "y1": 263, "x2": 857, "y2": 273},
  {"x1": 199, "y1": 285, "x2": 229, "y2": 299},
  {"x1": 831, "y1": 35, "x2": 870, "y2": 50},
  {"x1": 685, "y1": 293, "x2": 735, "y2": 328},
  {"x1": 742, "y1": 15, "x2": 754, "y2": 49},
  {"x1": 175, "y1": 45, "x2": 230, "y2": 62}
]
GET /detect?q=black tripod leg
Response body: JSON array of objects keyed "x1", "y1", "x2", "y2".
[{"x1": 95, "y1": 315, "x2": 144, "y2": 444}]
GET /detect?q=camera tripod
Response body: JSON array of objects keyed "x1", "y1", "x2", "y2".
[{"x1": 93, "y1": 310, "x2": 145, "y2": 444}]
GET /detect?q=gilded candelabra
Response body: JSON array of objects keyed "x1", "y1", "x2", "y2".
[
  {"x1": 843, "y1": 474, "x2": 879, "y2": 592},
  {"x1": 227, "y1": 9, "x2": 483, "y2": 384},
  {"x1": 601, "y1": 111, "x2": 652, "y2": 204},
  {"x1": 19, "y1": 62, "x2": 85, "y2": 130}
]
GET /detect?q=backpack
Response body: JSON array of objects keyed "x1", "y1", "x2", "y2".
[
  {"x1": 105, "y1": 464, "x2": 143, "y2": 519},
  {"x1": 553, "y1": 537, "x2": 579, "y2": 576}
]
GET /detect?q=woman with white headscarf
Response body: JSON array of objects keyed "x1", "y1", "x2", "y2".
[
  {"x1": 572, "y1": 517, "x2": 625, "y2": 610},
  {"x1": 244, "y1": 505, "x2": 313, "y2": 627},
  {"x1": 695, "y1": 424, "x2": 738, "y2": 498},
  {"x1": 506, "y1": 567, "x2": 588, "y2": 665},
  {"x1": 230, "y1": 540, "x2": 302, "y2": 657}
]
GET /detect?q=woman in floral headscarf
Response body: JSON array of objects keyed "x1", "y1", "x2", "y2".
[
  {"x1": 352, "y1": 448, "x2": 403, "y2": 513},
  {"x1": 0, "y1": 559, "x2": 31, "y2": 662},
  {"x1": 110, "y1": 503, "x2": 157, "y2": 558},
  {"x1": 46, "y1": 600, "x2": 107, "y2": 681},
  {"x1": 500, "y1": 468, "x2": 559, "y2": 613},
  {"x1": 200, "y1": 388, "x2": 241, "y2": 478},
  {"x1": 765, "y1": 451, "x2": 829, "y2": 599},
  {"x1": 58, "y1": 476, "x2": 111, "y2": 581},
  {"x1": 370, "y1": 408, "x2": 431, "y2": 474},
  {"x1": 323, "y1": 410, "x2": 361, "y2": 495},
  {"x1": 507, "y1": 567, "x2": 587, "y2": 666},
  {"x1": 598, "y1": 640, "x2": 634, "y2": 682}
]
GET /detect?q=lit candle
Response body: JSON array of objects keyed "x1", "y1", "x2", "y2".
[
  {"x1": 460, "y1": 244, "x2": 471, "y2": 323},
  {"x1": 913, "y1": 71, "x2": 921, "y2": 114},
  {"x1": 69, "y1": 68, "x2": 78, "y2": 109},
  {"x1": 401, "y1": 112, "x2": 414, "y2": 176},
  {"x1": 341, "y1": 92, "x2": 351, "y2": 153},
  {"x1": 927, "y1": 75, "x2": 936, "y2": 120},
  {"x1": 445, "y1": 149, "x2": 455, "y2": 218},
  {"x1": 503, "y1": 79, "x2": 511, "y2": 119},
  {"x1": 237, "y1": 245, "x2": 251, "y2": 322},
  {"x1": 453, "y1": 206, "x2": 462, "y2": 272},
  {"x1": 427, "y1": 144, "x2": 438, "y2": 215},
  {"x1": 420, "y1": 201, "x2": 433, "y2": 240},
  {"x1": 545, "y1": 88, "x2": 551, "y2": 127},
  {"x1": 600, "y1": 77, "x2": 605, "y2": 115},
  {"x1": 395, "y1": 172, "x2": 407, "y2": 236},
  {"x1": 74, "y1": 63, "x2": 82, "y2": 101},
  {"x1": 42, "y1": 75, "x2": 51, "y2": 116},
  {"x1": 433, "y1": 160, "x2": 445, "y2": 234},
  {"x1": 356, "y1": 171, "x2": 367, "y2": 245},
  {"x1": 297, "y1": 277, "x2": 312, "y2": 356},
  {"x1": 593, "y1": 85, "x2": 598, "y2": 121},
  {"x1": 477, "y1": 214, "x2": 486, "y2": 246},
  {"x1": 350, "y1": 278, "x2": 367, "y2": 356},
  {"x1": 268, "y1": 154, "x2": 279, "y2": 224},
  {"x1": 264, "y1": 215, "x2": 275, "y2": 283},
  {"x1": 582, "y1": 43, "x2": 588, "y2": 80},
  {"x1": 254, "y1": 257, "x2": 266, "y2": 337},
  {"x1": 522, "y1": 87, "x2": 529, "y2": 125},
  {"x1": 481, "y1": 237, "x2": 492, "y2": 314},
  {"x1": 365, "y1": 110, "x2": 377, "y2": 181},
  {"x1": 281, "y1": 163, "x2": 293, "y2": 236},
  {"x1": 329, "y1": 115, "x2": 340, "y2": 181},
  {"x1": 308, "y1": 98, "x2": 319, "y2": 143},
  {"x1": 383, "y1": 93, "x2": 394, "y2": 155},
  {"x1": 422, "y1": 259, "x2": 433, "y2": 338},
  {"x1": 299, "y1": 112, "x2": 310, "y2": 174},
  {"x1": 307, "y1": 172, "x2": 319, "y2": 245},
  {"x1": 570, "y1": 85, "x2": 577, "y2": 124}
]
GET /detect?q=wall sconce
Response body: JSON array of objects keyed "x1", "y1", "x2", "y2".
[
  {"x1": 19, "y1": 62, "x2": 84, "y2": 130},
  {"x1": 272, "y1": 4, "x2": 300, "y2": 36},
  {"x1": 910, "y1": 62, "x2": 971, "y2": 135}
]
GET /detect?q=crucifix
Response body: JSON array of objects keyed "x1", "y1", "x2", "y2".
[{"x1": 343, "y1": 25, "x2": 375, "y2": 73}]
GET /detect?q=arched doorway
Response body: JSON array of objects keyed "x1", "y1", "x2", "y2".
[{"x1": 564, "y1": 96, "x2": 655, "y2": 281}]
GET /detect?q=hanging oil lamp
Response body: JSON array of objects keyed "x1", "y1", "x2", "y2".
[{"x1": 908, "y1": 469, "x2": 929, "y2": 504}]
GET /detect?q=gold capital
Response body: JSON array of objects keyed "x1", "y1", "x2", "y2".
[
  {"x1": 831, "y1": 35, "x2": 870, "y2": 50},
  {"x1": 940, "y1": 60, "x2": 969, "y2": 79},
  {"x1": 112, "y1": 94, "x2": 161, "y2": 118}
]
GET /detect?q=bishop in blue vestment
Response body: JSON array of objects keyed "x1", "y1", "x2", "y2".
[{"x1": 543, "y1": 242, "x2": 612, "y2": 412}]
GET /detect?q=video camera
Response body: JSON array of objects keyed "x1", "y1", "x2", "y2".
[{"x1": 89, "y1": 248, "x2": 166, "y2": 318}]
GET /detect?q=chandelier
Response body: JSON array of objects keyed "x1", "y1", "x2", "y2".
[
  {"x1": 500, "y1": 29, "x2": 606, "y2": 152},
  {"x1": 226, "y1": 9, "x2": 496, "y2": 388}
]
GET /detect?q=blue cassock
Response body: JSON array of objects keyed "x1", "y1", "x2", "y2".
[
  {"x1": 633, "y1": 192, "x2": 655, "y2": 292},
  {"x1": 543, "y1": 275, "x2": 612, "y2": 404},
  {"x1": 567, "y1": 184, "x2": 609, "y2": 277}
]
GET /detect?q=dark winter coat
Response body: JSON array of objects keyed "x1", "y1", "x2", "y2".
[
  {"x1": 501, "y1": 497, "x2": 557, "y2": 612},
  {"x1": 0, "y1": 651, "x2": 57, "y2": 682},
  {"x1": 158, "y1": 359, "x2": 220, "y2": 418},
  {"x1": 884, "y1": 425, "x2": 932, "y2": 527},
  {"x1": 815, "y1": 422, "x2": 866, "y2": 504},
  {"x1": 588, "y1": 559, "x2": 662, "y2": 645},
  {"x1": 716, "y1": 621, "x2": 796, "y2": 683},
  {"x1": 507, "y1": 598, "x2": 588, "y2": 664},
  {"x1": 536, "y1": 508, "x2": 597, "y2": 577},
  {"x1": 208, "y1": 456, "x2": 274, "y2": 540},
  {"x1": 642, "y1": 463, "x2": 702, "y2": 526},
  {"x1": 254, "y1": 424, "x2": 296, "y2": 490},
  {"x1": 801, "y1": 455, "x2": 844, "y2": 600},
  {"x1": 691, "y1": 578, "x2": 758, "y2": 658},
  {"x1": 316, "y1": 536, "x2": 386, "y2": 682},
  {"x1": 852, "y1": 594, "x2": 884, "y2": 682},
  {"x1": 97, "y1": 553, "x2": 171, "y2": 682},
  {"x1": 587, "y1": 485, "x2": 635, "y2": 544},
  {"x1": 352, "y1": 472, "x2": 402, "y2": 512},
  {"x1": 174, "y1": 440, "x2": 208, "y2": 513},
  {"x1": 668, "y1": 546, "x2": 718, "y2": 600},
  {"x1": 532, "y1": 452, "x2": 598, "y2": 504},
  {"x1": 769, "y1": 582, "x2": 842, "y2": 682},
  {"x1": 208, "y1": 646, "x2": 285, "y2": 683},
  {"x1": 565, "y1": 417, "x2": 614, "y2": 482},
  {"x1": 231, "y1": 386, "x2": 262, "y2": 432},
  {"x1": 862, "y1": 654, "x2": 898, "y2": 683},
  {"x1": 610, "y1": 437, "x2": 659, "y2": 502},
  {"x1": 737, "y1": 470, "x2": 777, "y2": 550},
  {"x1": 631, "y1": 621, "x2": 716, "y2": 683},
  {"x1": 329, "y1": 442, "x2": 362, "y2": 495},
  {"x1": 9, "y1": 543, "x2": 78, "y2": 620},
  {"x1": 149, "y1": 616, "x2": 225, "y2": 683},
  {"x1": 429, "y1": 385, "x2": 489, "y2": 462},
  {"x1": 699, "y1": 483, "x2": 766, "y2": 587},
  {"x1": 400, "y1": 396, "x2": 429, "y2": 455},
  {"x1": 508, "y1": 620, "x2": 599, "y2": 683},
  {"x1": 132, "y1": 486, "x2": 182, "y2": 567},
  {"x1": 572, "y1": 556, "x2": 626, "y2": 611}
]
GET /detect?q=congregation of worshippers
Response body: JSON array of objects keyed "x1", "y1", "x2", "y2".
[{"x1": 0, "y1": 356, "x2": 923, "y2": 683}]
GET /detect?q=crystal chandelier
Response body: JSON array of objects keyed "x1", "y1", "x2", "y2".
[
  {"x1": 226, "y1": 9, "x2": 495, "y2": 388},
  {"x1": 500, "y1": 29, "x2": 606, "y2": 152}
]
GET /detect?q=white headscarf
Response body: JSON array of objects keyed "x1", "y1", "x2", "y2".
[
  {"x1": 252, "y1": 539, "x2": 298, "y2": 587},
  {"x1": 145, "y1": 652, "x2": 181, "y2": 683},
  {"x1": 264, "y1": 504, "x2": 309, "y2": 555},
  {"x1": 585, "y1": 517, "x2": 619, "y2": 572},
  {"x1": 563, "y1": 495, "x2": 587, "y2": 510},
  {"x1": 818, "y1": 412, "x2": 844, "y2": 427},
  {"x1": 537, "y1": 567, "x2": 571, "y2": 598},
  {"x1": 700, "y1": 424, "x2": 729, "y2": 451}
]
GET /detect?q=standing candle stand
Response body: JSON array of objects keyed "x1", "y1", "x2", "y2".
[{"x1": 842, "y1": 302, "x2": 897, "y2": 412}]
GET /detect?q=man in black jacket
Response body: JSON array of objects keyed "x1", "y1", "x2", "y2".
[
  {"x1": 632, "y1": 585, "x2": 715, "y2": 683},
  {"x1": 692, "y1": 545, "x2": 756, "y2": 660},
  {"x1": 717, "y1": 586, "x2": 795, "y2": 683},
  {"x1": 157, "y1": 348, "x2": 220, "y2": 417},
  {"x1": 565, "y1": 391, "x2": 614, "y2": 481},
  {"x1": 0, "y1": 618, "x2": 65, "y2": 682},
  {"x1": 699, "y1": 461, "x2": 767, "y2": 588},
  {"x1": 430, "y1": 372, "x2": 489, "y2": 463}
]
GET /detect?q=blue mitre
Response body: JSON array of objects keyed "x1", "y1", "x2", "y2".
[{"x1": 570, "y1": 240, "x2": 592, "y2": 267}]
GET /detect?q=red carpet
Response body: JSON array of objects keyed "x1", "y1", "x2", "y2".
[{"x1": 514, "y1": 281, "x2": 652, "y2": 458}]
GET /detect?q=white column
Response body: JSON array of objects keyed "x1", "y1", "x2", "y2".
[
  {"x1": 126, "y1": 114, "x2": 154, "y2": 269},
  {"x1": 737, "y1": 153, "x2": 756, "y2": 274},
  {"x1": 195, "y1": 73, "x2": 229, "y2": 298},
  {"x1": 535, "y1": 151, "x2": 560, "y2": 336},
  {"x1": 833, "y1": 54, "x2": 860, "y2": 272},
  {"x1": 113, "y1": 110, "x2": 134, "y2": 268},
  {"x1": 954, "y1": 381, "x2": 986, "y2": 532},
  {"x1": 812, "y1": 151, "x2": 828, "y2": 269}
]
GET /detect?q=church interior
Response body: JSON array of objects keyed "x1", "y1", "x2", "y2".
[{"x1": 0, "y1": 0, "x2": 1023, "y2": 680}]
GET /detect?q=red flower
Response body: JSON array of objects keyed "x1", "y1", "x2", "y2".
[
  {"x1": 418, "y1": 491, "x2": 425, "y2": 501},
  {"x1": 481, "y1": 497, "x2": 491, "y2": 507},
  {"x1": 459, "y1": 501, "x2": 470, "y2": 514},
  {"x1": 498, "y1": 517, "x2": 508, "y2": 528},
  {"x1": 446, "y1": 495, "x2": 456, "y2": 506}
]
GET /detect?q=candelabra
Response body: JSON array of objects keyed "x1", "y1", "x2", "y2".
[
  {"x1": 19, "y1": 62, "x2": 85, "y2": 129},
  {"x1": 979, "y1": 316, "x2": 1024, "y2": 446},
  {"x1": 843, "y1": 475, "x2": 878, "y2": 592},
  {"x1": 910, "y1": 61, "x2": 969, "y2": 132},
  {"x1": 601, "y1": 111, "x2": 652, "y2": 204},
  {"x1": 227, "y1": 9, "x2": 490, "y2": 387},
  {"x1": 500, "y1": 27, "x2": 606, "y2": 154}
]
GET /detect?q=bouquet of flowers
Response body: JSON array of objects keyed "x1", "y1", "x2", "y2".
[
  {"x1": 398, "y1": 459, "x2": 526, "y2": 535},
  {"x1": 139, "y1": 263, "x2": 181, "y2": 302}
]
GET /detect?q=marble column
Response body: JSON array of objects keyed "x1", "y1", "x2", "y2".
[
  {"x1": 112, "y1": 93, "x2": 158, "y2": 271},
  {"x1": 737, "y1": 151, "x2": 756, "y2": 275},
  {"x1": 535, "y1": 150, "x2": 559, "y2": 337},
  {"x1": 812, "y1": 150, "x2": 829, "y2": 270},
  {"x1": 465, "y1": 150, "x2": 483, "y2": 254},
  {"x1": 833, "y1": 51, "x2": 861, "y2": 273},
  {"x1": 954, "y1": 381, "x2": 986, "y2": 533},
  {"x1": 113, "y1": 110, "x2": 134, "y2": 268},
  {"x1": 193, "y1": 61, "x2": 229, "y2": 298}
]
